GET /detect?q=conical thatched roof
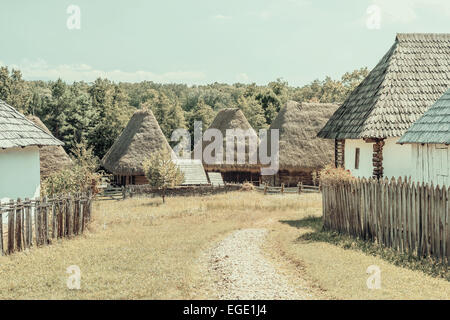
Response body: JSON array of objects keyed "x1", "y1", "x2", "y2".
[
  {"x1": 26, "y1": 115, "x2": 71, "y2": 179},
  {"x1": 194, "y1": 108, "x2": 259, "y2": 172},
  {"x1": 101, "y1": 109, "x2": 172, "y2": 175},
  {"x1": 267, "y1": 101, "x2": 339, "y2": 171}
]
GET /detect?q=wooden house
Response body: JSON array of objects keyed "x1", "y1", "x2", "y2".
[
  {"x1": 27, "y1": 115, "x2": 72, "y2": 179},
  {"x1": 101, "y1": 109, "x2": 172, "y2": 186},
  {"x1": 0, "y1": 100, "x2": 63, "y2": 202},
  {"x1": 318, "y1": 33, "x2": 450, "y2": 180},
  {"x1": 398, "y1": 88, "x2": 450, "y2": 186},
  {"x1": 194, "y1": 108, "x2": 260, "y2": 184},
  {"x1": 262, "y1": 101, "x2": 339, "y2": 186}
]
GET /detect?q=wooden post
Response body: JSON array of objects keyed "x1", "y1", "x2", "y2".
[
  {"x1": 122, "y1": 186, "x2": 126, "y2": 200},
  {"x1": 8, "y1": 199, "x2": 15, "y2": 254},
  {"x1": 15, "y1": 198, "x2": 22, "y2": 252},
  {"x1": 35, "y1": 198, "x2": 40, "y2": 246},
  {"x1": 52, "y1": 201, "x2": 57, "y2": 239},
  {"x1": 372, "y1": 139, "x2": 385, "y2": 179},
  {"x1": 43, "y1": 197, "x2": 49, "y2": 245},
  {"x1": 298, "y1": 182, "x2": 303, "y2": 194},
  {"x1": 264, "y1": 183, "x2": 268, "y2": 195},
  {"x1": 0, "y1": 201, "x2": 3, "y2": 256},
  {"x1": 281, "y1": 183, "x2": 285, "y2": 194}
]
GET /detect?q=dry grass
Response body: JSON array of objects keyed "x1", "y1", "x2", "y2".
[{"x1": 0, "y1": 192, "x2": 448, "y2": 299}]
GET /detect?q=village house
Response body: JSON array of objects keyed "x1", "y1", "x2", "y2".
[
  {"x1": 0, "y1": 100, "x2": 63, "y2": 202},
  {"x1": 27, "y1": 115, "x2": 72, "y2": 179},
  {"x1": 194, "y1": 108, "x2": 260, "y2": 184},
  {"x1": 398, "y1": 88, "x2": 450, "y2": 186},
  {"x1": 318, "y1": 33, "x2": 450, "y2": 180},
  {"x1": 262, "y1": 101, "x2": 339, "y2": 186},
  {"x1": 101, "y1": 109, "x2": 172, "y2": 186}
]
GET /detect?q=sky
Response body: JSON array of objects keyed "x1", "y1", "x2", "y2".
[{"x1": 0, "y1": 0, "x2": 449, "y2": 86}]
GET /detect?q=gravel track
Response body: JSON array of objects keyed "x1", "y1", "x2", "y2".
[{"x1": 203, "y1": 228, "x2": 311, "y2": 300}]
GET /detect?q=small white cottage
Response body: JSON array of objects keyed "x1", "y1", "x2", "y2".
[
  {"x1": 0, "y1": 100, "x2": 63, "y2": 202},
  {"x1": 318, "y1": 33, "x2": 450, "y2": 180},
  {"x1": 398, "y1": 88, "x2": 450, "y2": 186}
]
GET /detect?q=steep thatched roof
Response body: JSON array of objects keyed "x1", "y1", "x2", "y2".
[
  {"x1": 194, "y1": 108, "x2": 259, "y2": 172},
  {"x1": 318, "y1": 33, "x2": 450, "y2": 139},
  {"x1": 399, "y1": 88, "x2": 450, "y2": 144},
  {"x1": 0, "y1": 99, "x2": 62, "y2": 149},
  {"x1": 26, "y1": 116, "x2": 72, "y2": 178},
  {"x1": 101, "y1": 109, "x2": 171, "y2": 175},
  {"x1": 267, "y1": 101, "x2": 339, "y2": 171}
]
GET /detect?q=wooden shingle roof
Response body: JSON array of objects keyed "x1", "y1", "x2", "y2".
[
  {"x1": 398, "y1": 88, "x2": 450, "y2": 144},
  {"x1": 0, "y1": 100, "x2": 63, "y2": 149},
  {"x1": 173, "y1": 159, "x2": 209, "y2": 185},
  {"x1": 318, "y1": 33, "x2": 450, "y2": 139}
]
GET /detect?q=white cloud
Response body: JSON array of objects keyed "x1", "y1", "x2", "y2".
[
  {"x1": 372, "y1": 0, "x2": 450, "y2": 24},
  {"x1": 7, "y1": 59, "x2": 206, "y2": 83},
  {"x1": 236, "y1": 73, "x2": 250, "y2": 83}
]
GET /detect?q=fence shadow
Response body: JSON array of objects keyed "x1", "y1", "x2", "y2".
[{"x1": 279, "y1": 216, "x2": 322, "y2": 232}]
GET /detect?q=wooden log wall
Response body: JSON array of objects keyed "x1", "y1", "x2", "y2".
[
  {"x1": 372, "y1": 139, "x2": 385, "y2": 179},
  {"x1": 335, "y1": 139, "x2": 345, "y2": 168},
  {"x1": 322, "y1": 177, "x2": 449, "y2": 264},
  {"x1": 0, "y1": 192, "x2": 93, "y2": 256}
]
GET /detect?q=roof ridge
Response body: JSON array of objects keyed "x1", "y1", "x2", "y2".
[{"x1": 396, "y1": 33, "x2": 450, "y2": 42}]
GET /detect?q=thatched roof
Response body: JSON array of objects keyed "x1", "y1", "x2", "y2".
[
  {"x1": 318, "y1": 33, "x2": 450, "y2": 139},
  {"x1": 398, "y1": 88, "x2": 450, "y2": 144},
  {"x1": 101, "y1": 109, "x2": 172, "y2": 175},
  {"x1": 0, "y1": 99, "x2": 62, "y2": 149},
  {"x1": 194, "y1": 108, "x2": 259, "y2": 172},
  {"x1": 267, "y1": 101, "x2": 339, "y2": 171},
  {"x1": 27, "y1": 116, "x2": 72, "y2": 178}
]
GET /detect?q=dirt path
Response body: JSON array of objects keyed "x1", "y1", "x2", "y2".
[{"x1": 201, "y1": 228, "x2": 312, "y2": 300}]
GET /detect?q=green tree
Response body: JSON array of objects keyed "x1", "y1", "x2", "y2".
[{"x1": 142, "y1": 148, "x2": 184, "y2": 203}]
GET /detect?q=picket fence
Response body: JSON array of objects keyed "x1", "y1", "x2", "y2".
[
  {"x1": 322, "y1": 177, "x2": 449, "y2": 263},
  {"x1": 0, "y1": 193, "x2": 93, "y2": 256}
]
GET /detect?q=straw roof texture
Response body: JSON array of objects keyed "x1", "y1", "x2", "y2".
[
  {"x1": 194, "y1": 108, "x2": 259, "y2": 171},
  {"x1": 0, "y1": 99, "x2": 62, "y2": 149},
  {"x1": 318, "y1": 33, "x2": 450, "y2": 139},
  {"x1": 267, "y1": 101, "x2": 339, "y2": 171},
  {"x1": 398, "y1": 88, "x2": 450, "y2": 144},
  {"x1": 27, "y1": 116, "x2": 72, "y2": 178},
  {"x1": 101, "y1": 109, "x2": 172, "y2": 175}
]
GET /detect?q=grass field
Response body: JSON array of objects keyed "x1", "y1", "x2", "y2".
[{"x1": 0, "y1": 191, "x2": 448, "y2": 299}]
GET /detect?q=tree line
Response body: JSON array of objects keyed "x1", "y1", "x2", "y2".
[{"x1": 0, "y1": 66, "x2": 368, "y2": 160}]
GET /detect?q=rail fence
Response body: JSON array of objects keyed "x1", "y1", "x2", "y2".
[
  {"x1": 0, "y1": 193, "x2": 93, "y2": 256},
  {"x1": 255, "y1": 183, "x2": 320, "y2": 195},
  {"x1": 322, "y1": 177, "x2": 449, "y2": 263}
]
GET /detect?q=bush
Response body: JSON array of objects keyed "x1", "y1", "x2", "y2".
[
  {"x1": 240, "y1": 182, "x2": 255, "y2": 191},
  {"x1": 42, "y1": 142, "x2": 102, "y2": 197},
  {"x1": 319, "y1": 164, "x2": 355, "y2": 186}
]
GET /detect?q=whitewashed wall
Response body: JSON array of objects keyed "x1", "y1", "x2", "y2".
[
  {"x1": 344, "y1": 139, "x2": 373, "y2": 178},
  {"x1": 344, "y1": 137, "x2": 414, "y2": 179},
  {"x1": 411, "y1": 143, "x2": 449, "y2": 186},
  {"x1": 0, "y1": 146, "x2": 41, "y2": 203}
]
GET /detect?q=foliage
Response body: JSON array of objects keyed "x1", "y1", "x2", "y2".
[
  {"x1": 0, "y1": 65, "x2": 369, "y2": 160},
  {"x1": 142, "y1": 148, "x2": 184, "y2": 203},
  {"x1": 318, "y1": 164, "x2": 355, "y2": 186},
  {"x1": 41, "y1": 142, "x2": 101, "y2": 197}
]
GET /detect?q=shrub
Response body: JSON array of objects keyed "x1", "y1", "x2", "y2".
[
  {"x1": 42, "y1": 142, "x2": 102, "y2": 197},
  {"x1": 319, "y1": 164, "x2": 355, "y2": 186},
  {"x1": 240, "y1": 182, "x2": 255, "y2": 192}
]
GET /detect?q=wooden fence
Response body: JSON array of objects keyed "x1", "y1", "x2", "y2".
[
  {"x1": 255, "y1": 183, "x2": 321, "y2": 195},
  {"x1": 322, "y1": 178, "x2": 449, "y2": 263},
  {"x1": 0, "y1": 193, "x2": 93, "y2": 256}
]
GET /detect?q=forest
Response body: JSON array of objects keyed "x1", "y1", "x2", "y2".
[{"x1": 0, "y1": 66, "x2": 368, "y2": 160}]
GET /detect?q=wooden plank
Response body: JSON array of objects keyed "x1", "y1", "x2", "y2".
[
  {"x1": 8, "y1": 199, "x2": 15, "y2": 254},
  {"x1": 0, "y1": 201, "x2": 3, "y2": 255}
]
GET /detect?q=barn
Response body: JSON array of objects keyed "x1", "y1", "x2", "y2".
[
  {"x1": 101, "y1": 109, "x2": 172, "y2": 186},
  {"x1": 262, "y1": 101, "x2": 339, "y2": 186},
  {"x1": 318, "y1": 33, "x2": 450, "y2": 180},
  {"x1": 194, "y1": 108, "x2": 260, "y2": 184},
  {"x1": 398, "y1": 88, "x2": 450, "y2": 186},
  {"x1": 0, "y1": 100, "x2": 63, "y2": 202},
  {"x1": 27, "y1": 115, "x2": 72, "y2": 179}
]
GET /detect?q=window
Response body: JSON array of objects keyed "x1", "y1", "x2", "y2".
[{"x1": 355, "y1": 148, "x2": 360, "y2": 169}]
